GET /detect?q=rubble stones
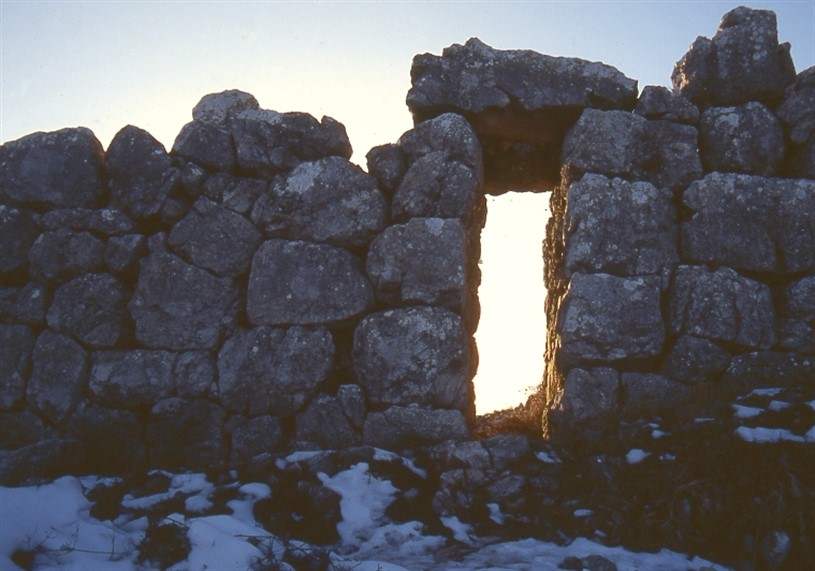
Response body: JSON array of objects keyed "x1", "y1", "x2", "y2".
[
  {"x1": 247, "y1": 240, "x2": 373, "y2": 326},
  {"x1": 147, "y1": 398, "x2": 226, "y2": 471},
  {"x1": 251, "y1": 157, "x2": 387, "y2": 247},
  {"x1": 699, "y1": 102, "x2": 785, "y2": 175},
  {"x1": 228, "y1": 415, "x2": 283, "y2": 464},
  {"x1": 353, "y1": 307, "x2": 471, "y2": 412},
  {"x1": 366, "y1": 218, "x2": 468, "y2": 309},
  {"x1": 362, "y1": 405, "x2": 469, "y2": 449},
  {"x1": 0, "y1": 127, "x2": 106, "y2": 209},
  {"x1": 217, "y1": 326, "x2": 334, "y2": 417}
]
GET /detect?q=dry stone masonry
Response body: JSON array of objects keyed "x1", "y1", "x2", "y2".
[{"x1": 1, "y1": 6, "x2": 814, "y2": 483}]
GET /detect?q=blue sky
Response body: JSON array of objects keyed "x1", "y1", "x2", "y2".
[{"x1": 2, "y1": 1, "x2": 813, "y2": 159}]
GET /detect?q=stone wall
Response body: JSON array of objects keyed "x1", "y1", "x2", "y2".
[{"x1": 2, "y1": 6, "x2": 814, "y2": 482}]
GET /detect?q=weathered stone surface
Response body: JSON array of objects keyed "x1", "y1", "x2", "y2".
[
  {"x1": 107, "y1": 125, "x2": 180, "y2": 221},
  {"x1": 634, "y1": 85, "x2": 700, "y2": 124},
  {"x1": 366, "y1": 143, "x2": 407, "y2": 194},
  {"x1": 779, "y1": 276, "x2": 815, "y2": 354},
  {"x1": 662, "y1": 335, "x2": 732, "y2": 384},
  {"x1": 0, "y1": 410, "x2": 57, "y2": 449},
  {"x1": 251, "y1": 157, "x2": 387, "y2": 246},
  {"x1": 0, "y1": 206, "x2": 39, "y2": 279},
  {"x1": 192, "y1": 89, "x2": 260, "y2": 123},
  {"x1": 554, "y1": 367, "x2": 620, "y2": 423},
  {"x1": 65, "y1": 403, "x2": 146, "y2": 473},
  {"x1": 231, "y1": 109, "x2": 352, "y2": 178},
  {"x1": 227, "y1": 414, "x2": 283, "y2": 464},
  {"x1": 0, "y1": 324, "x2": 35, "y2": 410},
  {"x1": 559, "y1": 273, "x2": 664, "y2": 364},
  {"x1": 622, "y1": 373, "x2": 692, "y2": 412},
  {"x1": 0, "y1": 439, "x2": 85, "y2": 486},
  {"x1": 562, "y1": 109, "x2": 702, "y2": 192},
  {"x1": 482, "y1": 435, "x2": 532, "y2": 472},
  {"x1": 89, "y1": 350, "x2": 176, "y2": 407},
  {"x1": 217, "y1": 326, "x2": 334, "y2": 417},
  {"x1": 172, "y1": 120, "x2": 235, "y2": 172},
  {"x1": 174, "y1": 351, "x2": 217, "y2": 399},
  {"x1": 337, "y1": 384, "x2": 366, "y2": 429},
  {"x1": 203, "y1": 173, "x2": 269, "y2": 215},
  {"x1": 27, "y1": 331, "x2": 87, "y2": 424},
  {"x1": 147, "y1": 398, "x2": 226, "y2": 471},
  {"x1": 366, "y1": 218, "x2": 468, "y2": 309},
  {"x1": 0, "y1": 127, "x2": 106, "y2": 209},
  {"x1": 47, "y1": 273, "x2": 129, "y2": 347},
  {"x1": 29, "y1": 229, "x2": 105, "y2": 282},
  {"x1": 40, "y1": 207, "x2": 136, "y2": 236},
  {"x1": 681, "y1": 173, "x2": 815, "y2": 273},
  {"x1": 777, "y1": 67, "x2": 815, "y2": 145},
  {"x1": 669, "y1": 265, "x2": 775, "y2": 349},
  {"x1": 247, "y1": 239, "x2": 373, "y2": 326},
  {"x1": 362, "y1": 405, "x2": 469, "y2": 449},
  {"x1": 295, "y1": 394, "x2": 361, "y2": 449},
  {"x1": 105, "y1": 234, "x2": 147, "y2": 276},
  {"x1": 700, "y1": 102, "x2": 785, "y2": 175},
  {"x1": 399, "y1": 113, "x2": 482, "y2": 170},
  {"x1": 169, "y1": 197, "x2": 262, "y2": 276},
  {"x1": 392, "y1": 151, "x2": 481, "y2": 221},
  {"x1": 672, "y1": 6, "x2": 795, "y2": 106},
  {"x1": 354, "y1": 307, "x2": 471, "y2": 411},
  {"x1": 722, "y1": 351, "x2": 815, "y2": 390},
  {"x1": 129, "y1": 251, "x2": 239, "y2": 350},
  {"x1": 564, "y1": 175, "x2": 677, "y2": 276},
  {"x1": 0, "y1": 283, "x2": 47, "y2": 325}
]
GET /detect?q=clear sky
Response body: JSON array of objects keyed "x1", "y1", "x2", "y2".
[{"x1": 2, "y1": 0, "x2": 814, "y2": 413}]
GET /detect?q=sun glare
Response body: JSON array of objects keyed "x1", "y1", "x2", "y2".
[{"x1": 473, "y1": 192, "x2": 550, "y2": 415}]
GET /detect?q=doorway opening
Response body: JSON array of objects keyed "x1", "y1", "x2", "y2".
[{"x1": 473, "y1": 191, "x2": 551, "y2": 415}]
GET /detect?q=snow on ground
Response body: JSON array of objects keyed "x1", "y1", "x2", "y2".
[{"x1": 1, "y1": 457, "x2": 732, "y2": 571}]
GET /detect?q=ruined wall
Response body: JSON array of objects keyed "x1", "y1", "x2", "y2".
[{"x1": 2, "y1": 6, "x2": 814, "y2": 483}]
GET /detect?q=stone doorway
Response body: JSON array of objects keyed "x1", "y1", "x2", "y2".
[{"x1": 473, "y1": 191, "x2": 551, "y2": 415}]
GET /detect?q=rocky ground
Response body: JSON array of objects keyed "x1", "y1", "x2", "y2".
[{"x1": 2, "y1": 383, "x2": 813, "y2": 571}]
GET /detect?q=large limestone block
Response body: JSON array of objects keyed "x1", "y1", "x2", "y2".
[
  {"x1": 562, "y1": 109, "x2": 702, "y2": 192},
  {"x1": 634, "y1": 85, "x2": 700, "y2": 124},
  {"x1": 251, "y1": 156, "x2": 387, "y2": 247},
  {"x1": 247, "y1": 239, "x2": 373, "y2": 326},
  {"x1": 0, "y1": 127, "x2": 106, "y2": 209},
  {"x1": 27, "y1": 331, "x2": 87, "y2": 424},
  {"x1": 169, "y1": 197, "x2": 262, "y2": 276},
  {"x1": 779, "y1": 276, "x2": 815, "y2": 354},
  {"x1": 107, "y1": 125, "x2": 180, "y2": 221},
  {"x1": 129, "y1": 251, "x2": 239, "y2": 350},
  {"x1": 29, "y1": 229, "x2": 105, "y2": 282},
  {"x1": 621, "y1": 373, "x2": 691, "y2": 411},
  {"x1": 669, "y1": 265, "x2": 775, "y2": 349},
  {"x1": 699, "y1": 102, "x2": 785, "y2": 175},
  {"x1": 553, "y1": 367, "x2": 619, "y2": 423},
  {"x1": 294, "y1": 393, "x2": 362, "y2": 449},
  {"x1": 227, "y1": 415, "x2": 283, "y2": 465},
  {"x1": 89, "y1": 350, "x2": 176, "y2": 407},
  {"x1": 217, "y1": 326, "x2": 334, "y2": 417},
  {"x1": 366, "y1": 218, "x2": 468, "y2": 309},
  {"x1": 362, "y1": 405, "x2": 469, "y2": 450},
  {"x1": 46, "y1": 273, "x2": 129, "y2": 348},
  {"x1": 681, "y1": 173, "x2": 815, "y2": 273},
  {"x1": 559, "y1": 273, "x2": 665, "y2": 365},
  {"x1": 353, "y1": 307, "x2": 471, "y2": 411},
  {"x1": 672, "y1": 6, "x2": 795, "y2": 106},
  {"x1": 0, "y1": 206, "x2": 39, "y2": 279},
  {"x1": 564, "y1": 174, "x2": 678, "y2": 276}
]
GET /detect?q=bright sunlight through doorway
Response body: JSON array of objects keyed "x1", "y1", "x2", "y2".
[{"x1": 474, "y1": 192, "x2": 551, "y2": 415}]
